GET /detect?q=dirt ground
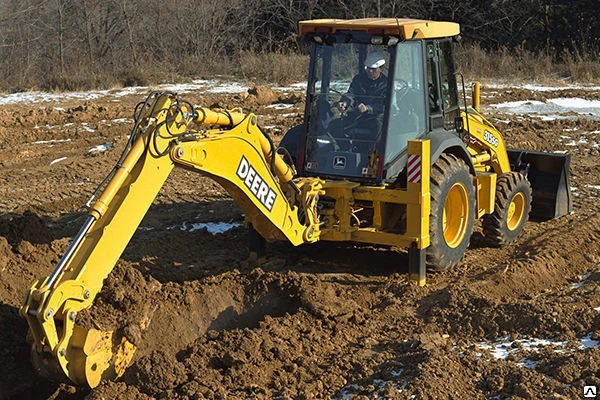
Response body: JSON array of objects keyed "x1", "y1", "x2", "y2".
[{"x1": 1, "y1": 82, "x2": 600, "y2": 400}]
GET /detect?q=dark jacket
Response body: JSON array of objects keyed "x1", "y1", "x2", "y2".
[{"x1": 342, "y1": 72, "x2": 388, "y2": 114}]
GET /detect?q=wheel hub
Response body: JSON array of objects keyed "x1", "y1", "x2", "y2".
[
  {"x1": 442, "y1": 182, "x2": 470, "y2": 248},
  {"x1": 507, "y1": 192, "x2": 525, "y2": 231}
]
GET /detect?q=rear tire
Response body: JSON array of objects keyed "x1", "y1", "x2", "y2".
[
  {"x1": 427, "y1": 154, "x2": 475, "y2": 271},
  {"x1": 483, "y1": 172, "x2": 532, "y2": 246}
]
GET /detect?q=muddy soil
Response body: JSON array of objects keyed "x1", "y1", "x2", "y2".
[{"x1": 1, "y1": 83, "x2": 599, "y2": 400}]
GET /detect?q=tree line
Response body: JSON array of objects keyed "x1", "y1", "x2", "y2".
[{"x1": 0, "y1": 0, "x2": 598, "y2": 91}]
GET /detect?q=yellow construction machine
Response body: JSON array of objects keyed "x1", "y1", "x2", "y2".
[{"x1": 20, "y1": 18, "x2": 571, "y2": 387}]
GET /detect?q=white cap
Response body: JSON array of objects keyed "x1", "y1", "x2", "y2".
[{"x1": 364, "y1": 52, "x2": 385, "y2": 68}]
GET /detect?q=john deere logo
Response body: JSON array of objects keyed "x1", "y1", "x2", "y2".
[
  {"x1": 333, "y1": 156, "x2": 346, "y2": 169},
  {"x1": 236, "y1": 156, "x2": 277, "y2": 211}
]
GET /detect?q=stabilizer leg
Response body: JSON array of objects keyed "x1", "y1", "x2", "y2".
[
  {"x1": 248, "y1": 223, "x2": 266, "y2": 261},
  {"x1": 408, "y1": 242, "x2": 426, "y2": 286}
]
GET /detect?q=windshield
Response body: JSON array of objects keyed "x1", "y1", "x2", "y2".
[{"x1": 303, "y1": 42, "x2": 390, "y2": 180}]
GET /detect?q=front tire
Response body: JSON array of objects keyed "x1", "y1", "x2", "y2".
[
  {"x1": 483, "y1": 172, "x2": 532, "y2": 246},
  {"x1": 427, "y1": 154, "x2": 475, "y2": 271}
]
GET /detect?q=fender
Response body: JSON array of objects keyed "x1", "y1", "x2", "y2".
[{"x1": 427, "y1": 130, "x2": 475, "y2": 174}]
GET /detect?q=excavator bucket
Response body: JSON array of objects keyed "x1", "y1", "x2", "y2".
[
  {"x1": 29, "y1": 325, "x2": 136, "y2": 388},
  {"x1": 507, "y1": 149, "x2": 572, "y2": 219}
]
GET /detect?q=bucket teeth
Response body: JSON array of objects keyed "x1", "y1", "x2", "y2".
[{"x1": 31, "y1": 325, "x2": 136, "y2": 388}]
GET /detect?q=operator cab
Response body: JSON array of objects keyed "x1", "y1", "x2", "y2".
[{"x1": 288, "y1": 19, "x2": 461, "y2": 185}]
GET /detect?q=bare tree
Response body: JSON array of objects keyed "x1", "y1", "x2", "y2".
[{"x1": 0, "y1": 0, "x2": 598, "y2": 91}]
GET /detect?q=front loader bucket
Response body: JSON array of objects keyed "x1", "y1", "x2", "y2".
[{"x1": 507, "y1": 149, "x2": 572, "y2": 219}]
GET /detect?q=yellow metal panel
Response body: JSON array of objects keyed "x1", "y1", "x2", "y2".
[
  {"x1": 353, "y1": 186, "x2": 418, "y2": 204},
  {"x1": 475, "y1": 173, "x2": 497, "y2": 218},
  {"x1": 21, "y1": 94, "x2": 181, "y2": 386},
  {"x1": 173, "y1": 117, "x2": 315, "y2": 246},
  {"x1": 299, "y1": 18, "x2": 460, "y2": 39},
  {"x1": 20, "y1": 93, "x2": 322, "y2": 388},
  {"x1": 464, "y1": 107, "x2": 511, "y2": 174},
  {"x1": 50, "y1": 97, "x2": 179, "y2": 297},
  {"x1": 406, "y1": 140, "x2": 431, "y2": 249},
  {"x1": 317, "y1": 140, "x2": 431, "y2": 250},
  {"x1": 351, "y1": 229, "x2": 419, "y2": 247}
]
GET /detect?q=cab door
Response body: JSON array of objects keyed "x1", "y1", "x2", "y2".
[
  {"x1": 383, "y1": 41, "x2": 427, "y2": 172},
  {"x1": 426, "y1": 39, "x2": 460, "y2": 131}
]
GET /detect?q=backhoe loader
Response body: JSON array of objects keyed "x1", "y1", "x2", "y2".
[{"x1": 20, "y1": 18, "x2": 571, "y2": 388}]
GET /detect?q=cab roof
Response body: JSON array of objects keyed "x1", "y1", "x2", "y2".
[{"x1": 299, "y1": 18, "x2": 460, "y2": 40}]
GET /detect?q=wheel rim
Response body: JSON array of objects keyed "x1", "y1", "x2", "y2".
[
  {"x1": 442, "y1": 182, "x2": 470, "y2": 248},
  {"x1": 507, "y1": 192, "x2": 525, "y2": 231}
]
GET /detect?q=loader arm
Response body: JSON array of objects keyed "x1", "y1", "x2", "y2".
[
  {"x1": 463, "y1": 106, "x2": 511, "y2": 175},
  {"x1": 20, "y1": 92, "x2": 322, "y2": 387}
]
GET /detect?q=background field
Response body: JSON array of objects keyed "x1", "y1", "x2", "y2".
[{"x1": 1, "y1": 79, "x2": 600, "y2": 399}]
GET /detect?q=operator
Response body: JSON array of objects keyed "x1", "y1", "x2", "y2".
[{"x1": 337, "y1": 51, "x2": 388, "y2": 116}]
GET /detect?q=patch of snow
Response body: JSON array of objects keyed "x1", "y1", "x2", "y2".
[
  {"x1": 474, "y1": 332, "x2": 598, "y2": 368},
  {"x1": 50, "y1": 157, "x2": 67, "y2": 165},
  {"x1": 88, "y1": 142, "x2": 113, "y2": 153},
  {"x1": 551, "y1": 97, "x2": 600, "y2": 109},
  {"x1": 580, "y1": 333, "x2": 599, "y2": 348},
  {"x1": 540, "y1": 115, "x2": 560, "y2": 121},
  {"x1": 517, "y1": 358, "x2": 539, "y2": 370},
  {"x1": 274, "y1": 82, "x2": 307, "y2": 92},
  {"x1": 485, "y1": 83, "x2": 600, "y2": 92},
  {"x1": 81, "y1": 125, "x2": 95, "y2": 133},
  {"x1": 32, "y1": 138, "x2": 72, "y2": 145},
  {"x1": 179, "y1": 221, "x2": 242, "y2": 235},
  {"x1": 265, "y1": 103, "x2": 294, "y2": 109},
  {"x1": 205, "y1": 81, "x2": 249, "y2": 94},
  {"x1": 490, "y1": 97, "x2": 600, "y2": 119},
  {"x1": 0, "y1": 78, "x2": 252, "y2": 105},
  {"x1": 335, "y1": 370, "x2": 409, "y2": 399}
]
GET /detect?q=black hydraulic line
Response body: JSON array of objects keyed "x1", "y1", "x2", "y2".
[{"x1": 457, "y1": 72, "x2": 471, "y2": 145}]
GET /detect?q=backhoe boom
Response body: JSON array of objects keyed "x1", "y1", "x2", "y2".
[{"x1": 20, "y1": 92, "x2": 322, "y2": 387}]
